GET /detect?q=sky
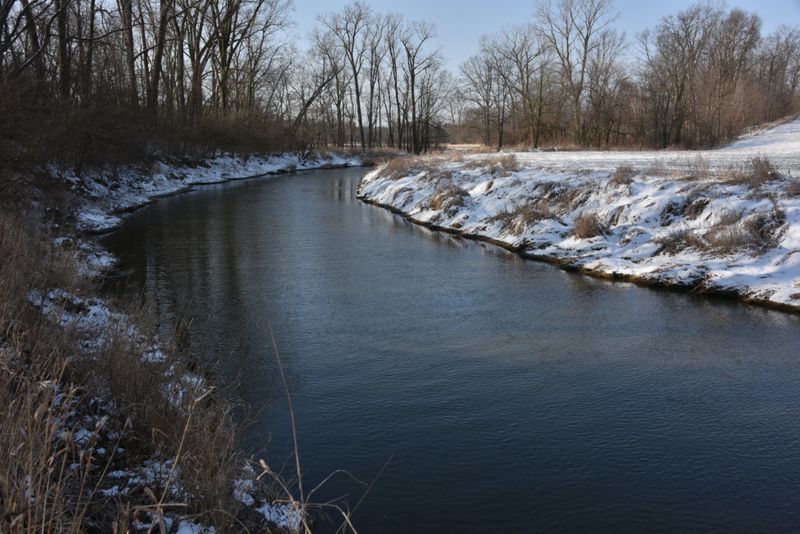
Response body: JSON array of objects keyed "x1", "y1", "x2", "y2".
[{"x1": 291, "y1": 0, "x2": 800, "y2": 71}]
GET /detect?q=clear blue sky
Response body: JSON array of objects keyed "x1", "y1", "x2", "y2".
[{"x1": 291, "y1": 0, "x2": 800, "y2": 70}]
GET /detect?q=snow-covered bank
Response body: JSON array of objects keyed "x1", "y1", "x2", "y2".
[
  {"x1": 67, "y1": 152, "x2": 362, "y2": 234},
  {"x1": 22, "y1": 286, "x2": 307, "y2": 532},
  {"x1": 358, "y1": 122, "x2": 800, "y2": 313}
]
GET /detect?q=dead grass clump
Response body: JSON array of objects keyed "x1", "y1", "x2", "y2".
[
  {"x1": 646, "y1": 159, "x2": 668, "y2": 176},
  {"x1": 685, "y1": 197, "x2": 710, "y2": 219},
  {"x1": 381, "y1": 156, "x2": 418, "y2": 179},
  {"x1": 491, "y1": 200, "x2": 552, "y2": 235},
  {"x1": 493, "y1": 154, "x2": 520, "y2": 175},
  {"x1": 655, "y1": 230, "x2": 707, "y2": 255},
  {"x1": 786, "y1": 180, "x2": 800, "y2": 197},
  {"x1": 573, "y1": 212, "x2": 608, "y2": 239},
  {"x1": 704, "y1": 225, "x2": 758, "y2": 253},
  {"x1": 553, "y1": 186, "x2": 590, "y2": 213},
  {"x1": 429, "y1": 185, "x2": 469, "y2": 211},
  {"x1": 729, "y1": 156, "x2": 781, "y2": 187},
  {"x1": 610, "y1": 164, "x2": 635, "y2": 186},
  {"x1": 750, "y1": 156, "x2": 780, "y2": 184},
  {"x1": 703, "y1": 211, "x2": 783, "y2": 255},
  {"x1": 460, "y1": 154, "x2": 520, "y2": 176}
]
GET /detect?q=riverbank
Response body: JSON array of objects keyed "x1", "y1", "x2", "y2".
[
  {"x1": 357, "y1": 123, "x2": 800, "y2": 313},
  {"x1": 1, "y1": 151, "x2": 362, "y2": 532}
]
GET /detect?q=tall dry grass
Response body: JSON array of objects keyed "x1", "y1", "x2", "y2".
[{"x1": 0, "y1": 208, "x2": 258, "y2": 532}]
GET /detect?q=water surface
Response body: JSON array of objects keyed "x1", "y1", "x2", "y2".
[{"x1": 105, "y1": 168, "x2": 800, "y2": 533}]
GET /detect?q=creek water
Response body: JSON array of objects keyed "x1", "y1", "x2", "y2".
[{"x1": 104, "y1": 167, "x2": 800, "y2": 533}]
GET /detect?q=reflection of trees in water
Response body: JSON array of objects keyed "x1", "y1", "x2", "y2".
[{"x1": 101, "y1": 185, "x2": 294, "y2": 443}]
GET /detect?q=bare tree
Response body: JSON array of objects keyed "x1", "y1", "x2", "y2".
[
  {"x1": 536, "y1": 0, "x2": 618, "y2": 146},
  {"x1": 319, "y1": 1, "x2": 370, "y2": 151}
]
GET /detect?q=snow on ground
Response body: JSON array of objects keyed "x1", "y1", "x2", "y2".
[
  {"x1": 358, "y1": 118, "x2": 800, "y2": 312},
  {"x1": 477, "y1": 114, "x2": 800, "y2": 174}
]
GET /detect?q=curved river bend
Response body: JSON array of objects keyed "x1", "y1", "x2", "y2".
[{"x1": 105, "y1": 167, "x2": 800, "y2": 533}]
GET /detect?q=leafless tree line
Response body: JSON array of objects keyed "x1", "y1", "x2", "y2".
[
  {"x1": 0, "y1": 0, "x2": 295, "y2": 116},
  {"x1": 0, "y1": 0, "x2": 456, "y2": 159},
  {"x1": 1, "y1": 0, "x2": 799, "y2": 165},
  {"x1": 292, "y1": 2, "x2": 452, "y2": 154},
  {"x1": 457, "y1": 0, "x2": 800, "y2": 149}
]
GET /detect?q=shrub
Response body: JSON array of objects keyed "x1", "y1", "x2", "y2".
[{"x1": 573, "y1": 212, "x2": 607, "y2": 238}]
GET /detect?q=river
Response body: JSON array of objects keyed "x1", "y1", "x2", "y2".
[{"x1": 104, "y1": 167, "x2": 800, "y2": 533}]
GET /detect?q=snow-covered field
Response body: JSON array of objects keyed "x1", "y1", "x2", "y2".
[
  {"x1": 358, "y1": 118, "x2": 800, "y2": 312},
  {"x1": 489, "y1": 116, "x2": 800, "y2": 174}
]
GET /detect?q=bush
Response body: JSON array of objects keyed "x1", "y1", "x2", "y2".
[{"x1": 573, "y1": 212, "x2": 607, "y2": 238}]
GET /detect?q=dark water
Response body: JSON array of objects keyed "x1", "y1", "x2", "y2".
[{"x1": 104, "y1": 168, "x2": 800, "y2": 533}]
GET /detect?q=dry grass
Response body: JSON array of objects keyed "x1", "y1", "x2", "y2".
[
  {"x1": 428, "y1": 185, "x2": 469, "y2": 211},
  {"x1": 553, "y1": 187, "x2": 590, "y2": 214},
  {"x1": 655, "y1": 205, "x2": 783, "y2": 256},
  {"x1": 787, "y1": 180, "x2": 800, "y2": 197},
  {"x1": 0, "y1": 208, "x2": 257, "y2": 532},
  {"x1": 460, "y1": 154, "x2": 520, "y2": 176},
  {"x1": 380, "y1": 156, "x2": 446, "y2": 181},
  {"x1": 685, "y1": 197, "x2": 710, "y2": 219},
  {"x1": 493, "y1": 155, "x2": 520, "y2": 175},
  {"x1": 573, "y1": 212, "x2": 608, "y2": 239},
  {"x1": 704, "y1": 211, "x2": 783, "y2": 254},
  {"x1": 646, "y1": 159, "x2": 668, "y2": 177},
  {"x1": 491, "y1": 200, "x2": 552, "y2": 236},
  {"x1": 728, "y1": 156, "x2": 781, "y2": 187},
  {"x1": 610, "y1": 164, "x2": 635, "y2": 186},
  {"x1": 686, "y1": 156, "x2": 711, "y2": 179},
  {"x1": 380, "y1": 156, "x2": 417, "y2": 180},
  {"x1": 654, "y1": 230, "x2": 707, "y2": 254}
]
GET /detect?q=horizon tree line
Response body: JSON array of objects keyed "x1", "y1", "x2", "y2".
[{"x1": 1, "y1": 0, "x2": 799, "y2": 168}]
